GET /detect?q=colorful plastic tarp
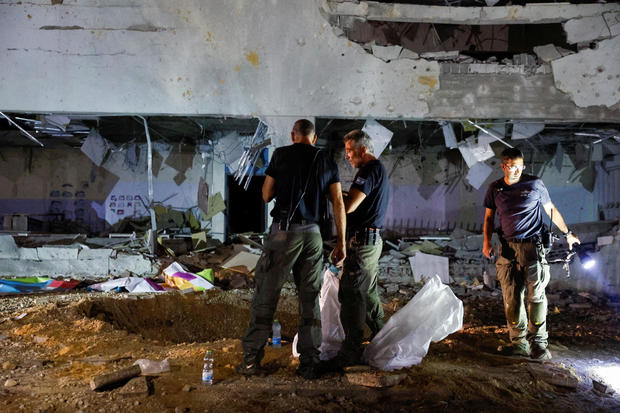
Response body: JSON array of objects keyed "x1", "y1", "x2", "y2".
[
  {"x1": 0, "y1": 277, "x2": 80, "y2": 294},
  {"x1": 87, "y1": 277, "x2": 165, "y2": 293},
  {"x1": 163, "y1": 262, "x2": 214, "y2": 291}
]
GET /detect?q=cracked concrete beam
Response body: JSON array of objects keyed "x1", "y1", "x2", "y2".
[
  {"x1": 563, "y1": 15, "x2": 612, "y2": 44},
  {"x1": 551, "y1": 36, "x2": 620, "y2": 108},
  {"x1": 326, "y1": 1, "x2": 620, "y2": 25}
]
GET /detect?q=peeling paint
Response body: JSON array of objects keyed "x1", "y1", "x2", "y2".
[{"x1": 245, "y1": 51, "x2": 259, "y2": 67}]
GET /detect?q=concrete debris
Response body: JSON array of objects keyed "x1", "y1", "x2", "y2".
[
  {"x1": 118, "y1": 376, "x2": 150, "y2": 396},
  {"x1": 398, "y1": 48, "x2": 419, "y2": 60},
  {"x1": 533, "y1": 44, "x2": 564, "y2": 63},
  {"x1": 551, "y1": 35, "x2": 620, "y2": 108},
  {"x1": 371, "y1": 44, "x2": 403, "y2": 62},
  {"x1": 564, "y1": 15, "x2": 612, "y2": 44},
  {"x1": 526, "y1": 364, "x2": 580, "y2": 389},
  {"x1": 420, "y1": 51, "x2": 459, "y2": 61},
  {"x1": 4, "y1": 378, "x2": 17, "y2": 387}
]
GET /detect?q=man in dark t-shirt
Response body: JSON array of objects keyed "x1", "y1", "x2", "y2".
[
  {"x1": 333, "y1": 129, "x2": 390, "y2": 366},
  {"x1": 239, "y1": 119, "x2": 346, "y2": 379},
  {"x1": 483, "y1": 148, "x2": 580, "y2": 360}
]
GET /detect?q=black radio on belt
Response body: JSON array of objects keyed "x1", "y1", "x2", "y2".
[{"x1": 350, "y1": 227, "x2": 380, "y2": 245}]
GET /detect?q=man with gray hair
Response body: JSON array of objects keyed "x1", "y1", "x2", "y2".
[{"x1": 332, "y1": 129, "x2": 390, "y2": 367}]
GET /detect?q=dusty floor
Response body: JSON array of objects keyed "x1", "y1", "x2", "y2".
[{"x1": 0, "y1": 286, "x2": 619, "y2": 413}]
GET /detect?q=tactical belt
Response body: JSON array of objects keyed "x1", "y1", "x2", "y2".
[{"x1": 349, "y1": 227, "x2": 381, "y2": 246}]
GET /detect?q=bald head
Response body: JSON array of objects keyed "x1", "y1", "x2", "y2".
[
  {"x1": 293, "y1": 119, "x2": 315, "y2": 137},
  {"x1": 291, "y1": 119, "x2": 317, "y2": 145}
]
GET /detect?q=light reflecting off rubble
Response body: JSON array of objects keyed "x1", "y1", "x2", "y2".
[{"x1": 591, "y1": 365, "x2": 620, "y2": 394}]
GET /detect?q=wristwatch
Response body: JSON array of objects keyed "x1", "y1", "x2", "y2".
[{"x1": 564, "y1": 230, "x2": 573, "y2": 238}]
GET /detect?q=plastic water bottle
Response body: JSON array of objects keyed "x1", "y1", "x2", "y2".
[
  {"x1": 202, "y1": 350, "x2": 213, "y2": 385},
  {"x1": 272, "y1": 319, "x2": 281, "y2": 348}
]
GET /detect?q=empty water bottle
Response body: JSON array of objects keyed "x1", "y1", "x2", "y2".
[
  {"x1": 272, "y1": 319, "x2": 281, "y2": 348},
  {"x1": 202, "y1": 350, "x2": 213, "y2": 385}
]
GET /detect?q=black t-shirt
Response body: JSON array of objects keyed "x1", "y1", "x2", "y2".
[
  {"x1": 483, "y1": 174, "x2": 552, "y2": 241},
  {"x1": 347, "y1": 159, "x2": 390, "y2": 230},
  {"x1": 265, "y1": 143, "x2": 340, "y2": 224}
]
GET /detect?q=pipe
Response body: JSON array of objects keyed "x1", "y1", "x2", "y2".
[
  {"x1": 0, "y1": 111, "x2": 44, "y2": 147},
  {"x1": 137, "y1": 116, "x2": 157, "y2": 254}
]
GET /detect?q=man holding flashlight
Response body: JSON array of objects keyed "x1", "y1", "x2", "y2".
[{"x1": 482, "y1": 148, "x2": 580, "y2": 360}]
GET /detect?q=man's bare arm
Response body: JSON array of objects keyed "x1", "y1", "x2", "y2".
[
  {"x1": 543, "y1": 202, "x2": 580, "y2": 249},
  {"x1": 329, "y1": 182, "x2": 346, "y2": 266},
  {"x1": 343, "y1": 187, "x2": 366, "y2": 213},
  {"x1": 482, "y1": 208, "x2": 496, "y2": 259},
  {"x1": 262, "y1": 175, "x2": 275, "y2": 203}
]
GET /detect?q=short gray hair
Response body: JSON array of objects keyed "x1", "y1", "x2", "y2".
[{"x1": 344, "y1": 129, "x2": 374, "y2": 154}]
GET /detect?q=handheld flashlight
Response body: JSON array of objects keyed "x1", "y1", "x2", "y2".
[{"x1": 570, "y1": 243, "x2": 596, "y2": 270}]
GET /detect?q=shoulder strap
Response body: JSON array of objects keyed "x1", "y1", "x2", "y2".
[{"x1": 286, "y1": 149, "x2": 322, "y2": 227}]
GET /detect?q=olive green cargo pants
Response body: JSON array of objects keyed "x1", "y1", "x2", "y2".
[
  {"x1": 241, "y1": 223, "x2": 323, "y2": 366},
  {"x1": 338, "y1": 236, "x2": 384, "y2": 358},
  {"x1": 496, "y1": 240, "x2": 550, "y2": 347}
]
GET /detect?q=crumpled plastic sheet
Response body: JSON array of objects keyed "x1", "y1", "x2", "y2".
[
  {"x1": 292, "y1": 267, "x2": 344, "y2": 360},
  {"x1": 364, "y1": 275, "x2": 463, "y2": 371}
]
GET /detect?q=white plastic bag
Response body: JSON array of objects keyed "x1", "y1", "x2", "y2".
[
  {"x1": 364, "y1": 275, "x2": 463, "y2": 371},
  {"x1": 133, "y1": 358, "x2": 171, "y2": 375},
  {"x1": 292, "y1": 267, "x2": 344, "y2": 360}
]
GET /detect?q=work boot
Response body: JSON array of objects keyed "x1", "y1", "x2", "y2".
[
  {"x1": 296, "y1": 363, "x2": 323, "y2": 380},
  {"x1": 236, "y1": 360, "x2": 264, "y2": 376},
  {"x1": 530, "y1": 344, "x2": 552, "y2": 360},
  {"x1": 497, "y1": 341, "x2": 530, "y2": 357}
]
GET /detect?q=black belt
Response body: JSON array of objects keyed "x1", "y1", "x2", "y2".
[{"x1": 274, "y1": 218, "x2": 316, "y2": 231}]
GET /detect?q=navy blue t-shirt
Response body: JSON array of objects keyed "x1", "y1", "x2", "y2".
[
  {"x1": 483, "y1": 174, "x2": 551, "y2": 241},
  {"x1": 347, "y1": 159, "x2": 390, "y2": 230},
  {"x1": 265, "y1": 143, "x2": 340, "y2": 224}
]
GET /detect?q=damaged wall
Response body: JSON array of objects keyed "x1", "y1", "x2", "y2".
[
  {"x1": 0, "y1": 0, "x2": 618, "y2": 120},
  {"x1": 0, "y1": 142, "x2": 215, "y2": 234},
  {"x1": 337, "y1": 140, "x2": 616, "y2": 236}
]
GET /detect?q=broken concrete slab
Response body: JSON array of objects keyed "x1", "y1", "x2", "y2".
[
  {"x1": 118, "y1": 376, "x2": 150, "y2": 396},
  {"x1": 563, "y1": 15, "x2": 612, "y2": 44},
  {"x1": 420, "y1": 51, "x2": 459, "y2": 61},
  {"x1": 344, "y1": 366, "x2": 407, "y2": 388},
  {"x1": 0, "y1": 235, "x2": 19, "y2": 259},
  {"x1": 533, "y1": 44, "x2": 563, "y2": 63},
  {"x1": 551, "y1": 35, "x2": 620, "y2": 108},
  {"x1": 398, "y1": 48, "x2": 419, "y2": 60},
  {"x1": 371, "y1": 44, "x2": 402, "y2": 62}
]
